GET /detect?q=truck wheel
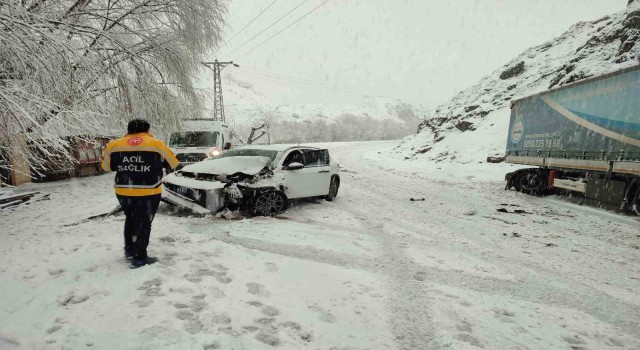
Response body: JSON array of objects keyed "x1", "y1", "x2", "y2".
[
  {"x1": 632, "y1": 186, "x2": 640, "y2": 216},
  {"x1": 518, "y1": 171, "x2": 547, "y2": 195},
  {"x1": 506, "y1": 172, "x2": 522, "y2": 191},
  {"x1": 252, "y1": 190, "x2": 288, "y2": 216}
]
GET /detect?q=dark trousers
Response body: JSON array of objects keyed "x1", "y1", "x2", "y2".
[{"x1": 116, "y1": 194, "x2": 161, "y2": 260}]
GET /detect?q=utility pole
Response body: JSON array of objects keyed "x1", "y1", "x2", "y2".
[{"x1": 201, "y1": 60, "x2": 239, "y2": 122}]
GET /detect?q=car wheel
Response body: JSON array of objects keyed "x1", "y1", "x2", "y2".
[
  {"x1": 252, "y1": 190, "x2": 288, "y2": 216},
  {"x1": 325, "y1": 176, "x2": 340, "y2": 201}
]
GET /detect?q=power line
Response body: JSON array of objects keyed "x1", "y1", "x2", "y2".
[
  {"x1": 233, "y1": 70, "x2": 360, "y2": 95},
  {"x1": 233, "y1": 69, "x2": 357, "y2": 94},
  {"x1": 235, "y1": 67, "x2": 366, "y2": 94},
  {"x1": 222, "y1": 0, "x2": 313, "y2": 59},
  {"x1": 219, "y1": 0, "x2": 279, "y2": 50},
  {"x1": 232, "y1": 0, "x2": 330, "y2": 61},
  {"x1": 237, "y1": 66, "x2": 344, "y2": 88},
  {"x1": 235, "y1": 66, "x2": 397, "y2": 99},
  {"x1": 231, "y1": 69, "x2": 389, "y2": 98}
]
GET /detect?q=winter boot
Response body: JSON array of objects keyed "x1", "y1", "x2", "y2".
[
  {"x1": 130, "y1": 256, "x2": 158, "y2": 269},
  {"x1": 124, "y1": 249, "x2": 134, "y2": 260}
]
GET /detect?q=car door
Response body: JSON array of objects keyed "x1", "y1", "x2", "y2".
[
  {"x1": 280, "y1": 149, "x2": 317, "y2": 198},
  {"x1": 302, "y1": 149, "x2": 332, "y2": 196}
]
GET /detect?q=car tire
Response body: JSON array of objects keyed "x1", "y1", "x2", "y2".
[
  {"x1": 325, "y1": 176, "x2": 340, "y2": 201},
  {"x1": 251, "y1": 190, "x2": 288, "y2": 216}
]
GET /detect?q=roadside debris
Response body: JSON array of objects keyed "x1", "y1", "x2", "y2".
[
  {"x1": 0, "y1": 191, "x2": 46, "y2": 211},
  {"x1": 496, "y1": 207, "x2": 532, "y2": 214},
  {"x1": 215, "y1": 208, "x2": 243, "y2": 220},
  {"x1": 486, "y1": 156, "x2": 506, "y2": 163},
  {"x1": 63, "y1": 205, "x2": 123, "y2": 227},
  {"x1": 483, "y1": 215, "x2": 517, "y2": 225},
  {"x1": 410, "y1": 198, "x2": 426, "y2": 202},
  {"x1": 502, "y1": 232, "x2": 559, "y2": 248},
  {"x1": 503, "y1": 232, "x2": 521, "y2": 238}
]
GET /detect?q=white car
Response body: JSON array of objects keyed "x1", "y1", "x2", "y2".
[{"x1": 161, "y1": 145, "x2": 341, "y2": 216}]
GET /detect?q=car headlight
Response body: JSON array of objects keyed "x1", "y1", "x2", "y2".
[{"x1": 209, "y1": 149, "x2": 221, "y2": 157}]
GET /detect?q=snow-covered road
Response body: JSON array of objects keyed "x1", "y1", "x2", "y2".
[{"x1": 1, "y1": 141, "x2": 639, "y2": 350}]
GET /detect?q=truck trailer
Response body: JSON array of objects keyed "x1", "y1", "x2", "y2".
[{"x1": 504, "y1": 65, "x2": 640, "y2": 214}]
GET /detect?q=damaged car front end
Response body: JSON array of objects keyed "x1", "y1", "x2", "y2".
[{"x1": 162, "y1": 151, "x2": 288, "y2": 216}]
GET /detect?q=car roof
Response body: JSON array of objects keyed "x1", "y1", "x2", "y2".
[{"x1": 235, "y1": 144, "x2": 321, "y2": 152}]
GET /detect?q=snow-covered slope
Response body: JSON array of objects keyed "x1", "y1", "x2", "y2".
[
  {"x1": 396, "y1": 1, "x2": 640, "y2": 164},
  {"x1": 197, "y1": 72, "x2": 429, "y2": 130}
]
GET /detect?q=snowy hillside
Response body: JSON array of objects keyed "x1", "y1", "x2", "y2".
[
  {"x1": 196, "y1": 72, "x2": 429, "y2": 131},
  {"x1": 396, "y1": 0, "x2": 640, "y2": 164}
]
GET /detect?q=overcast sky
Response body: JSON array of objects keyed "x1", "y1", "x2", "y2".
[{"x1": 211, "y1": 0, "x2": 627, "y2": 108}]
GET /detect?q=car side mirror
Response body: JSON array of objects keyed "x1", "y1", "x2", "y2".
[{"x1": 284, "y1": 162, "x2": 304, "y2": 170}]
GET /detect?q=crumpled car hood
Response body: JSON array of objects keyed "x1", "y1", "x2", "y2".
[{"x1": 181, "y1": 156, "x2": 271, "y2": 176}]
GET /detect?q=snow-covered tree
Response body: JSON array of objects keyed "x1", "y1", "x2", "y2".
[{"x1": 0, "y1": 0, "x2": 227, "y2": 176}]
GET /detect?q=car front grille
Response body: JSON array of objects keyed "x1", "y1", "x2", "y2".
[
  {"x1": 164, "y1": 183, "x2": 207, "y2": 207},
  {"x1": 176, "y1": 153, "x2": 207, "y2": 163}
]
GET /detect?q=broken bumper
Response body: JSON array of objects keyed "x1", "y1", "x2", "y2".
[{"x1": 161, "y1": 185, "x2": 226, "y2": 214}]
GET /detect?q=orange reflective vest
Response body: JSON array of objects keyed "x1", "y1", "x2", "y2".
[{"x1": 101, "y1": 132, "x2": 178, "y2": 196}]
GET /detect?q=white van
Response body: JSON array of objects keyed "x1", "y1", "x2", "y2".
[{"x1": 168, "y1": 119, "x2": 233, "y2": 168}]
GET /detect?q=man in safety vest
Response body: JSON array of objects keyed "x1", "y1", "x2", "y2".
[{"x1": 101, "y1": 119, "x2": 178, "y2": 268}]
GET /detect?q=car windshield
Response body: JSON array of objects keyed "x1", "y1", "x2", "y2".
[
  {"x1": 169, "y1": 132, "x2": 219, "y2": 147},
  {"x1": 214, "y1": 148, "x2": 279, "y2": 165}
]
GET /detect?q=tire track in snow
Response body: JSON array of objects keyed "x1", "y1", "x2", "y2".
[
  {"x1": 191, "y1": 210, "x2": 439, "y2": 348},
  {"x1": 330, "y1": 143, "x2": 640, "y2": 338},
  {"x1": 192, "y1": 229, "x2": 378, "y2": 270},
  {"x1": 338, "y1": 205, "x2": 437, "y2": 350}
]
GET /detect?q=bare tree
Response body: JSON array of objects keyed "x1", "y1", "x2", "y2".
[
  {"x1": 246, "y1": 124, "x2": 266, "y2": 145},
  {"x1": 258, "y1": 104, "x2": 282, "y2": 144}
]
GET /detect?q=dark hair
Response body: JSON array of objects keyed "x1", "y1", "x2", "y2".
[{"x1": 127, "y1": 119, "x2": 150, "y2": 134}]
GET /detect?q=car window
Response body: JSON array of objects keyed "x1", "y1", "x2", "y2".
[
  {"x1": 303, "y1": 150, "x2": 329, "y2": 167},
  {"x1": 213, "y1": 148, "x2": 279, "y2": 165},
  {"x1": 283, "y1": 150, "x2": 305, "y2": 165},
  {"x1": 169, "y1": 131, "x2": 219, "y2": 147}
]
